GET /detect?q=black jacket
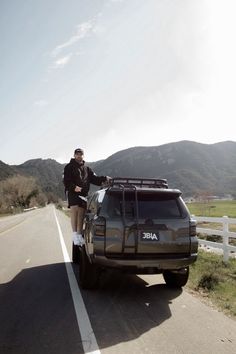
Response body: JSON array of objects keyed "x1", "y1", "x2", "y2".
[{"x1": 63, "y1": 159, "x2": 107, "y2": 197}]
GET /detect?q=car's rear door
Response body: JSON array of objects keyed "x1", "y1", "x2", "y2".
[{"x1": 134, "y1": 191, "x2": 191, "y2": 256}]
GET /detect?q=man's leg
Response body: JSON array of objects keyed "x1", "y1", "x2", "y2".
[
  {"x1": 70, "y1": 205, "x2": 85, "y2": 245},
  {"x1": 70, "y1": 205, "x2": 79, "y2": 232},
  {"x1": 77, "y1": 206, "x2": 86, "y2": 234}
]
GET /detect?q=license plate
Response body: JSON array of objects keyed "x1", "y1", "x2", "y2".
[{"x1": 140, "y1": 231, "x2": 160, "y2": 241}]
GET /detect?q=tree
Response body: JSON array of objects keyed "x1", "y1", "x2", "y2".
[{"x1": 0, "y1": 175, "x2": 48, "y2": 213}]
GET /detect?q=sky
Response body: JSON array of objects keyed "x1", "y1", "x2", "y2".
[{"x1": 1, "y1": 0, "x2": 236, "y2": 165}]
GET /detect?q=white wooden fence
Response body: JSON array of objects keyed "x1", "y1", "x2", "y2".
[{"x1": 192, "y1": 215, "x2": 236, "y2": 262}]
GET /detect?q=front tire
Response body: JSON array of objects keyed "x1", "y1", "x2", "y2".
[
  {"x1": 79, "y1": 246, "x2": 99, "y2": 289},
  {"x1": 163, "y1": 267, "x2": 189, "y2": 288}
]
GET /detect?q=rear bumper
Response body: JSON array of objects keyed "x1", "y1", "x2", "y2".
[{"x1": 92, "y1": 253, "x2": 198, "y2": 272}]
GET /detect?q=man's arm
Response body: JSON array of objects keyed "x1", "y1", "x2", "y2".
[{"x1": 88, "y1": 167, "x2": 111, "y2": 186}]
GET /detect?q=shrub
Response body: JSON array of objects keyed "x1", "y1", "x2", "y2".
[
  {"x1": 0, "y1": 175, "x2": 48, "y2": 213},
  {"x1": 197, "y1": 272, "x2": 219, "y2": 290}
]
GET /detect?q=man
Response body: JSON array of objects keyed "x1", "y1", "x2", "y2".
[{"x1": 63, "y1": 148, "x2": 111, "y2": 246}]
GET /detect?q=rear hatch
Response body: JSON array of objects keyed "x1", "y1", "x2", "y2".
[{"x1": 104, "y1": 189, "x2": 191, "y2": 257}]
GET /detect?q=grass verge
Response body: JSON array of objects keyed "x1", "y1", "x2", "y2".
[
  {"x1": 187, "y1": 250, "x2": 236, "y2": 318},
  {"x1": 187, "y1": 200, "x2": 236, "y2": 218}
]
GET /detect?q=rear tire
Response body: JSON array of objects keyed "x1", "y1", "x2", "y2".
[
  {"x1": 163, "y1": 267, "x2": 189, "y2": 288},
  {"x1": 72, "y1": 243, "x2": 80, "y2": 263},
  {"x1": 79, "y1": 246, "x2": 99, "y2": 289}
]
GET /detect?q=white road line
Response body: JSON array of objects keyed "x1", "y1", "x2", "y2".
[{"x1": 53, "y1": 207, "x2": 101, "y2": 354}]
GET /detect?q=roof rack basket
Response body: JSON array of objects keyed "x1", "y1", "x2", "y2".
[{"x1": 109, "y1": 177, "x2": 168, "y2": 189}]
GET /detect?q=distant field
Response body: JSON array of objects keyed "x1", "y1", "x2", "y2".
[{"x1": 187, "y1": 200, "x2": 236, "y2": 218}]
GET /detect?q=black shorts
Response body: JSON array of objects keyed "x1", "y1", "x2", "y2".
[{"x1": 67, "y1": 192, "x2": 87, "y2": 209}]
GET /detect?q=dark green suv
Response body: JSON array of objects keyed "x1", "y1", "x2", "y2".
[{"x1": 73, "y1": 178, "x2": 198, "y2": 289}]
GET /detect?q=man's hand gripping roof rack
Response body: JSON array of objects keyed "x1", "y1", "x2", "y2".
[{"x1": 109, "y1": 177, "x2": 168, "y2": 189}]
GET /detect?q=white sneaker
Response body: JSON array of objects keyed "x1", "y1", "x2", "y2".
[
  {"x1": 72, "y1": 232, "x2": 85, "y2": 246},
  {"x1": 77, "y1": 233, "x2": 85, "y2": 246},
  {"x1": 72, "y1": 232, "x2": 80, "y2": 246}
]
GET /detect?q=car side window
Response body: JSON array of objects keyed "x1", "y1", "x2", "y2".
[{"x1": 97, "y1": 190, "x2": 106, "y2": 204}]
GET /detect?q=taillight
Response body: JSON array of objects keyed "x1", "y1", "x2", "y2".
[
  {"x1": 190, "y1": 219, "x2": 197, "y2": 236},
  {"x1": 94, "y1": 216, "x2": 106, "y2": 236}
]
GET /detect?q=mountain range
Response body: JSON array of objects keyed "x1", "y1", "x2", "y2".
[{"x1": 1, "y1": 141, "x2": 236, "y2": 199}]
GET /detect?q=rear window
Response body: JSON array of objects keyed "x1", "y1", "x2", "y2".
[{"x1": 106, "y1": 192, "x2": 184, "y2": 219}]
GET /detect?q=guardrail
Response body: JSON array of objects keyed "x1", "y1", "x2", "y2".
[
  {"x1": 192, "y1": 215, "x2": 236, "y2": 262},
  {"x1": 23, "y1": 207, "x2": 38, "y2": 212}
]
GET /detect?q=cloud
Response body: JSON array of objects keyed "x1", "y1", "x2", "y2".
[
  {"x1": 51, "y1": 20, "x2": 95, "y2": 57},
  {"x1": 47, "y1": 17, "x2": 102, "y2": 74},
  {"x1": 34, "y1": 100, "x2": 48, "y2": 107},
  {"x1": 53, "y1": 54, "x2": 72, "y2": 69}
]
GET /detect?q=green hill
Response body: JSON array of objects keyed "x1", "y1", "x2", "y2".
[{"x1": 1, "y1": 141, "x2": 236, "y2": 199}]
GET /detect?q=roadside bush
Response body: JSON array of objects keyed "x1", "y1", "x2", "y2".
[
  {"x1": 56, "y1": 199, "x2": 64, "y2": 209},
  {"x1": 0, "y1": 175, "x2": 48, "y2": 213},
  {"x1": 197, "y1": 272, "x2": 219, "y2": 290}
]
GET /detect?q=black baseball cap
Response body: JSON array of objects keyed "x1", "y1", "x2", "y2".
[{"x1": 74, "y1": 148, "x2": 84, "y2": 154}]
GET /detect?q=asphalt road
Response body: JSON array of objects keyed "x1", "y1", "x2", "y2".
[{"x1": 0, "y1": 205, "x2": 235, "y2": 354}]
